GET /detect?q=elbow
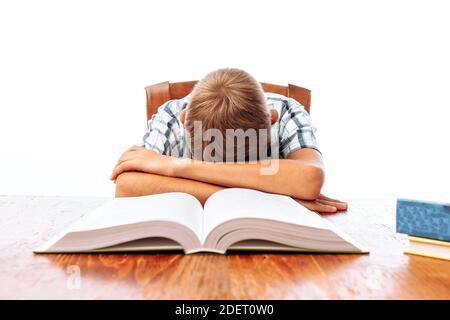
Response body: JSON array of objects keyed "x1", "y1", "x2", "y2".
[
  {"x1": 291, "y1": 165, "x2": 325, "y2": 200},
  {"x1": 115, "y1": 172, "x2": 141, "y2": 197}
]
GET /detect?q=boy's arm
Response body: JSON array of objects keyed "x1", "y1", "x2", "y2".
[
  {"x1": 114, "y1": 170, "x2": 345, "y2": 213},
  {"x1": 115, "y1": 171, "x2": 223, "y2": 205},
  {"x1": 176, "y1": 148, "x2": 325, "y2": 200},
  {"x1": 111, "y1": 146, "x2": 324, "y2": 200}
]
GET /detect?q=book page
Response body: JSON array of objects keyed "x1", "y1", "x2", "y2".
[
  {"x1": 203, "y1": 188, "x2": 332, "y2": 238},
  {"x1": 68, "y1": 193, "x2": 203, "y2": 237}
]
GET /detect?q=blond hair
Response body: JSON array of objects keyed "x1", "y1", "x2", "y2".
[{"x1": 185, "y1": 68, "x2": 271, "y2": 162}]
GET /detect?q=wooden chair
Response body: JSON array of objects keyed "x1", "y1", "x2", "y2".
[{"x1": 144, "y1": 81, "x2": 311, "y2": 121}]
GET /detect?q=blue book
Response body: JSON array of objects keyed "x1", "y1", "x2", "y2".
[{"x1": 396, "y1": 199, "x2": 450, "y2": 241}]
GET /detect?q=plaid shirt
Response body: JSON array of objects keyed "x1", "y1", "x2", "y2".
[{"x1": 141, "y1": 92, "x2": 318, "y2": 159}]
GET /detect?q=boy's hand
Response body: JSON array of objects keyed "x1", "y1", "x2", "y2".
[
  {"x1": 294, "y1": 194, "x2": 347, "y2": 214},
  {"x1": 110, "y1": 146, "x2": 178, "y2": 181}
]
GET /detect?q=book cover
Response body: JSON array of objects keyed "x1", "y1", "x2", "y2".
[{"x1": 396, "y1": 199, "x2": 450, "y2": 241}]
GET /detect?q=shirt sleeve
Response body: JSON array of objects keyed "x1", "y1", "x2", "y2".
[
  {"x1": 277, "y1": 98, "x2": 319, "y2": 158},
  {"x1": 141, "y1": 101, "x2": 178, "y2": 155}
]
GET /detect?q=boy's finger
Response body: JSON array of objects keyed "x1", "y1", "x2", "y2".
[
  {"x1": 110, "y1": 162, "x2": 127, "y2": 180},
  {"x1": 111, "y1": 158, "x2": 128, "y2": 178},
  {"x1": 114, "y1": 150, "x2": 139, "y2": 170},
  {"x1": 117, "y1": 152, "x2": 135, "y2": 166},
  {"x1": 316, "y1": 198, "x2": 348, "y2": 211},
  {"x1": 113, "y1": 153, "x2": 127, "y2": 170},
  {"x1": 295, "y1": 200, "x2": 337, "y2": 213}
]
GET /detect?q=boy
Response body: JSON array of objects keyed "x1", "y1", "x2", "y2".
[{"x1": 111, "y1": 68, "x2": 346, "y2": 213}]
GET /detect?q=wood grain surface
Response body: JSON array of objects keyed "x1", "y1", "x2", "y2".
[{"x1": 0, "y1": 196, "x2": 449, "y2": 299}]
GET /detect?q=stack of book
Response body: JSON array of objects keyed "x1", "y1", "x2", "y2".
[{"x1": 396, "y1": 199, "x2": 450, "y2": 261}]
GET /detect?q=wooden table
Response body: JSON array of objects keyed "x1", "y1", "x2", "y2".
[{"x1": 0, "y1": 196, "x2": 449, "y2": 299}]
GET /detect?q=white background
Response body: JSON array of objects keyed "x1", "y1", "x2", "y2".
[{"x1": 0, "y1": 0, "x2": 449, "y2": 201}]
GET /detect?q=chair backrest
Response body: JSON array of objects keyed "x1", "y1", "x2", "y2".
[{"x1": 144, "y1": 81, "x2": 311, "y2": 121}]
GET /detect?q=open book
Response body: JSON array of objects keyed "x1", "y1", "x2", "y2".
[{"x1": 35, "y1": 188, "x2": 367, "y2": 254}]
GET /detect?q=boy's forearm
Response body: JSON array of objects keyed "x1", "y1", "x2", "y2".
[
  {"x1": 114, "y1": 171, "x2": 345, "y2": 214},
  {"x1": 174, "y1": 159, "x2": 324, "y2": 200},
  {"x1": 115, "y1": 171, "x2": 224, "y2": 205}
]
